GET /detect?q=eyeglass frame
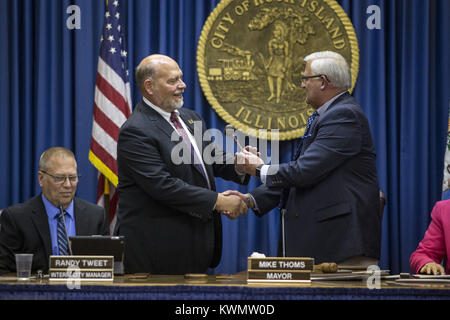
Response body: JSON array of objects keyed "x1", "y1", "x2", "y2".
[
  {"x1": 40, "y1": 170, "x2": 81, "y2": 184},
  {"x1": 301, "y1": 74, "x2": 330, "y2": 83}
]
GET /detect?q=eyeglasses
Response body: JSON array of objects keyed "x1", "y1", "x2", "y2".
[
  {"x1": 40, "y1": 170, "x2": 81, "y2": 184},
  {"x1": 301, "y1": 74, "x2": 330, "y2": 83}
]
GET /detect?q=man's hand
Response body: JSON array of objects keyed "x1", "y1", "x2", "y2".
[
  {"x1": 215, "y1": 192, "x2": 248, "y2": 219},
  {"x1": 234, "y1": 147, "x2": 265, "y2": 176},
  {"x1": 234, "y1": 146, "x2": 261, "y2": 174},
  {"x1": 419, "y1": 262, "x2": 445, "y2": 275},
  {"x1": 222, "y1": 190, "x2": 254, "y2": 209}
]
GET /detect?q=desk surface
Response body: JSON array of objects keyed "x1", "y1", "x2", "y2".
[{"x1": 1, "y1": 271, "x2": 450, "y2": 300}]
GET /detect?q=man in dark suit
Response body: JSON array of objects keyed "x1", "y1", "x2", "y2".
[
  {"x1": 115, "y1": 54, "x2": 249, "y2": 275},
  {"x1": 229, "y1": 51, "x2": 381, "y2": 267},
  {"x1": 0, "y1": 147, "x2": 108, "y2": 275}
]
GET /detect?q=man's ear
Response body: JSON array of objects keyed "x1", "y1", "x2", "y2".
[
  {"x1": 320, "y1": 78, "x2": 330, "y2": 91},
  {"x1": 37, "y1": 171, "x2": 44, "y2": 188},
  {"x1": 144, "y1": 79, "x2": 153, "y2": 96}
]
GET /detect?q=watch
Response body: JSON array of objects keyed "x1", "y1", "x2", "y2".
[{"x1": 255, "y1": 164, "x2": 263, "y2": 178}]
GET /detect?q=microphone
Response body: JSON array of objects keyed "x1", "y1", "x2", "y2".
[
  {"x1": 224, "y1": 124, "x2": 244, "y2": 152},
  {"x1": 58, "y1": 204, "x2": 73, "y2": 255}
]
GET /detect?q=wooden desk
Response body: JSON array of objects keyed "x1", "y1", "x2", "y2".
[{"x1": 1, "y1": 271, "x2": 450, "y2": 300}]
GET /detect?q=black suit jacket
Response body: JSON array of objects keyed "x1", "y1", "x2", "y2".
[
  {"x1": 115, "y1": 100, "x2": 249, "y2": 274},
  {"x1": 0, "y1": 195, "x2": 108, "y2": 274},
  {"x1": 251, "y1": 92, "x2": 381, "y2": 263}
]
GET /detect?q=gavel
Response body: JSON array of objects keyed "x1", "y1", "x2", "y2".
[
  {"x1": 224, "y1": 124, "x2": 244, "y2": 151},
  {"x1": 313, "y1": 262, "x2": 339, "y2": 273}
]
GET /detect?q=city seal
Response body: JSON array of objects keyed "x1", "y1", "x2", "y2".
[{"x1": 197, "y1": 0, "x2": 359, "y2": 140}]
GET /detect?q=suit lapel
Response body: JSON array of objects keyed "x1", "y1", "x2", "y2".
[
  {"x1": 294, "y1": 115, "x2": 319, "y2": 160},
  {"x1": 138, "y1": 101, "x2": 174, "y2": 139},
  {"x1": 297, "y1": 115, "x2": 320, "y2": 158},
  {"x1": 179, "y1": 111, "x2": 196, "y2": 135},
  {"x1": 179, "y1": 110, "x2": 215, "y2": 188},
  {"x1": 139, "y1": 102, "x2": 214, "y2": 189},
  {"x1": 30, "y1": 196, "x2": 52, "y2": 258}
]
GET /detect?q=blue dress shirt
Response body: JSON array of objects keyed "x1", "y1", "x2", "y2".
[{"x1": 41, "y1": 194, "x2": 76, "y2": 255}]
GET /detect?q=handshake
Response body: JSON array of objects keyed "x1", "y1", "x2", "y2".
[
  {"x1": 214, "y1": 146, "x2": 265, "y2": 219},
  {"x1": 215, "y1": 190, "x2": 252, "y2": 220}
]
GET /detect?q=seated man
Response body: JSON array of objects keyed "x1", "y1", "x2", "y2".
[
  {"x1": 409, "y1": 200, "x2": 450, "y2": 275},
  {"x1": 0, "y1": 147, "x2": 108, "y2": 275}
]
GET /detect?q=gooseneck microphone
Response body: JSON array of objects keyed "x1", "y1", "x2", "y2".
[{"x1": 58, "y1": 204, "x2": 73, "y2": 255}]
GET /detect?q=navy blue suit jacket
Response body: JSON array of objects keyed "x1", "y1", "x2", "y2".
[
  {"x1": 115, "y1": 100, "x2": 249, "y2": 274},
  {"x1": 251, "y1": 92, "x2": 381, "y2": 263}
]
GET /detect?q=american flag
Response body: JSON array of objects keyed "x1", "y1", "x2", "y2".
[{"x1": 89, "y1": 0, "x2": 132, "y2": 234}]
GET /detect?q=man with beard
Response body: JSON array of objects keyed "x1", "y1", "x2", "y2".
[{"x1": 115, "y1": 54, "x2": 249, "y2": 274}]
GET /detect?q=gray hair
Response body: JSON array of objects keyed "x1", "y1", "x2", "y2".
[
  {"x1": 304, "y1": 51, "x2": 352, "y2": 90},
  {"x1": 39, "y1": 147, "x2": 76, "y2": 172},
  {"x1": 135, "y1": 60, "x2": 157, "y2": 94}
]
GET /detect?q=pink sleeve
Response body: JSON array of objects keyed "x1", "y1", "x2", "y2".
[{"x1": 409, "y1": 203, "x2": 446, "y2": 274}]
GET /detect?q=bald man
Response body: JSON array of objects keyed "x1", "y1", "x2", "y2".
[{"x1": 115, "y1": 54, "x2": 249, "y2": 274}]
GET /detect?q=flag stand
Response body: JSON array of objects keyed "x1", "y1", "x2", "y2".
[{"x1": 104, "y1": 176, "x2": 110, "y2": 216}]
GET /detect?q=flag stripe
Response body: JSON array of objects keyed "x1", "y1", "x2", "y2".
[
  {"x1": 95, "y1": 173, "x2": 118, "y2": 235},
  {"x1": 109, "y1": 191, "x2": 118, "y2": 222},
  {"x1": 96, "y1": 71, "x2": 131, "y2": 119},
  {"x1": 125, "y1": 82, "x2": 132, "y2": 110},
  {"x1": 92, "y1": 120, "x2": 118, "y2": 159},
  {"x1": 89, "y1": 151, "x2": 119, "y2": 188},
  {"x1": 93, "y1": 103, "x2": 120, "y2": 141},
  {"x1": 90, "y1": 138, "x2": 118, "y2": 175},
  {"x1": 96, "y1": 174, "x2": 106, "y2": 203},
  {"x1": 94, "y1": 86, "x2": 128, "y2": 129},
  {"x1": 97, "y1": 57, "x2": 131, "y2": 108}
]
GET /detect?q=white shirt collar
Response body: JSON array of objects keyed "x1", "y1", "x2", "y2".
[{"x1": 142, "y1": 97, "x2": 180, "y2": 122}]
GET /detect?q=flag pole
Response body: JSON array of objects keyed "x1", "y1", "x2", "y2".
[{"x1": 104, "y1": 175, "x2": 110, "y2": 215}]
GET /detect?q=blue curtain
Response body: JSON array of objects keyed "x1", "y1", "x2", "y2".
[{"x1": 1, "y1": 0, "x2": 449, "y2": 275}]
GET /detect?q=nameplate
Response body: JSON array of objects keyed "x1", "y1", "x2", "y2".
[
  {"x1": 50, "y1": 256, "x2": 114, "y2": 269},
  {"x1": 49, "y1": 256, "x2": 114, "y2": 281},
  {"x1": 247, "y1": 270, "x2": 311, "y2": 283},
  {"x1": 49, "y1": 270, "x2": 114, "y2": 281},
  {"x1": 248, "y1": 257, "x2": 314, "y2": 271}
]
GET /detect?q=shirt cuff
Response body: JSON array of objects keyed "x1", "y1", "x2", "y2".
[
  {"x1": 248, "y1": 194, "x2": 260, "y2": 214},
  {"x1": 260, "y1": 165, "x2": 270, "y2": 184}
]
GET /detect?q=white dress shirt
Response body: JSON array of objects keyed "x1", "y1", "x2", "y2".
[{"x1": 142, "y1": 97, "x2": 212, "y2": 189}]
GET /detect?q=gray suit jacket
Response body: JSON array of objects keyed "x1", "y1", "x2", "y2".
[
  {"x1": 251, "y1": 92, "x2": 381, "y2": 263},
  {"x1": 0, "y1": 195, "x2": 108, "y2": 274}
]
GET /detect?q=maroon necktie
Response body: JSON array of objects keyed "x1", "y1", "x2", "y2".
[{"x1": 170, "y1": 112, "x2": 209, "y2": 186}]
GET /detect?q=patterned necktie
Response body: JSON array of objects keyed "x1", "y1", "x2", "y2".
[
  {"x1": 294, "y1": 111, "x2": 319, "y2": 159},
  {"x1": 57, "y1": 212, "x2": 69, "y2": 256},
  {"x1": 301, "y1": 110, "x2": 319, "y2": 140},
  {"x1": 170, "y1": 112, "x2": 210, "y2": 187}
]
